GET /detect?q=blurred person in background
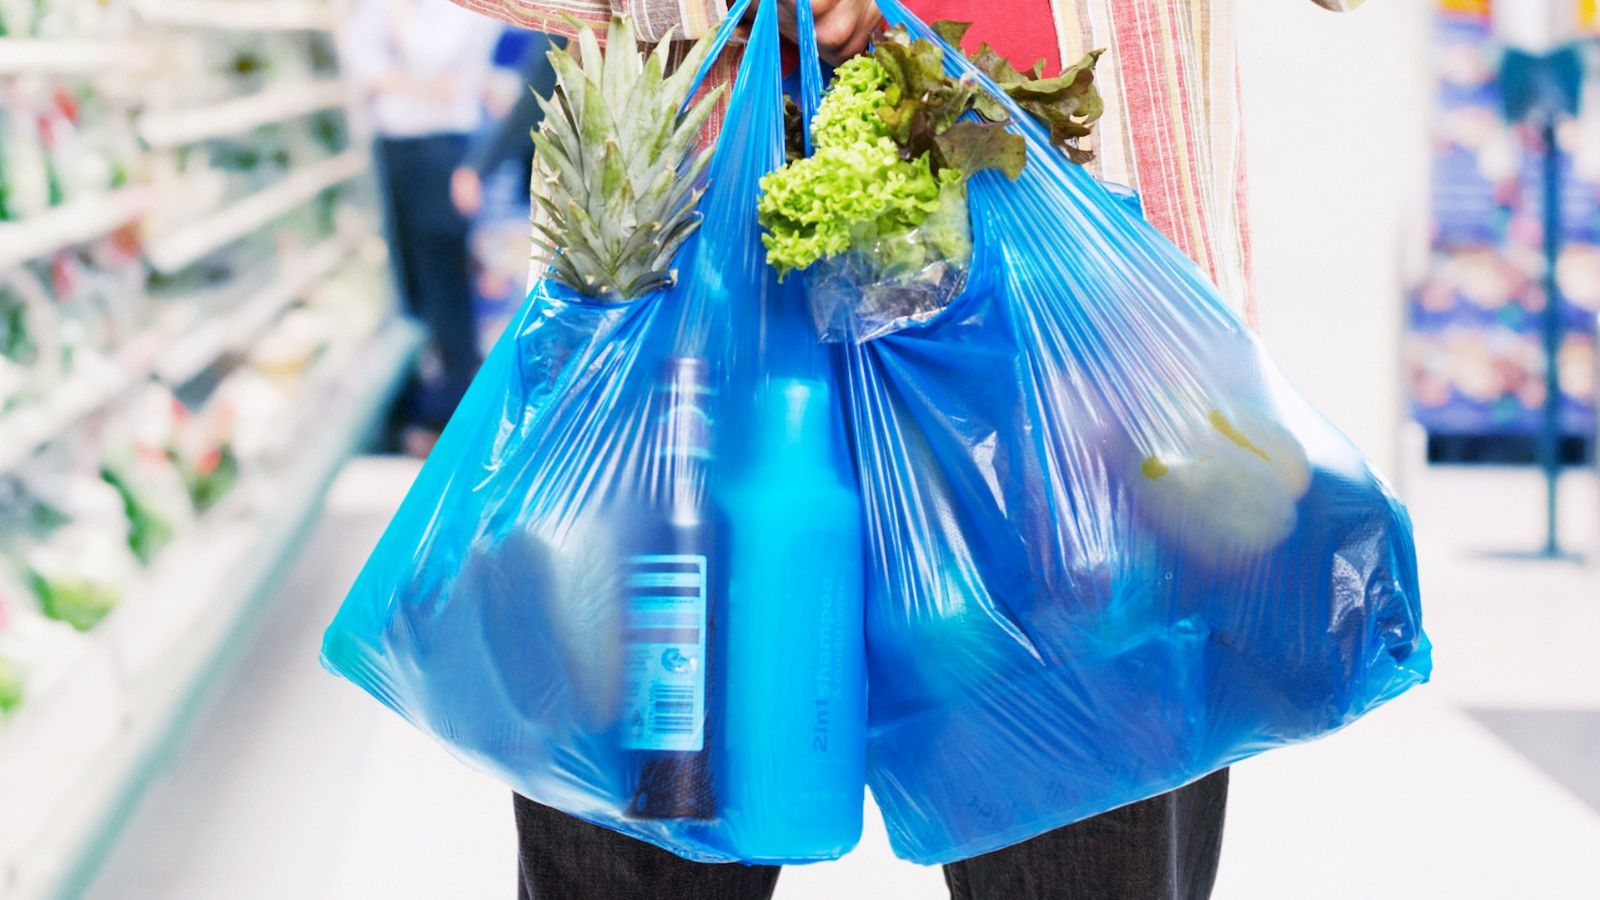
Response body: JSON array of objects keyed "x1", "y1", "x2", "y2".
[
  {"x1": 343, "y1": 0, "x2": 501, "y2": 454},
  {"x1": 451, "y1": 32, "x2": 561, "y2": 219},
  {"x1": 434, "y1": 0, "x2": 1367, "y2": 898}
]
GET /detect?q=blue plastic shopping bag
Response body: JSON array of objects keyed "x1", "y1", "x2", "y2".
[
  {"x1": 322, "y1": 0, "x2": 869, "y2": 864},
  {"x1": 327, "y1": 0, "x2": 1432, "y2": 868},
  {"x1": 786, "y1": 1, "x2": 1434, "y2": 864}
]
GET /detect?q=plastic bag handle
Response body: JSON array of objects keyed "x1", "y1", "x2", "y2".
[
  {"x1": 793, "y1": 2, "x2": 825, "y2": 150},
  {"x1": 682, "y1": 0, "x2": 758, "y2": 114}
]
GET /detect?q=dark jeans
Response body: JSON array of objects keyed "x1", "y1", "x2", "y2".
[
  {"x1": 374, "y1": 134, "x2": 480, "y2": 430},
  {"x1": 513, "y1": 769, "x2": 1228, "y2": 900}
]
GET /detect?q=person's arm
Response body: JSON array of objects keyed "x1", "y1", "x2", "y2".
[
  {"x1": 1307, "y1": 0, "x2": 1366, "y2": 9},
  {"x1": 447, "y1": 0, "x2": 726, "y2": 43},
  {"x1": 446, "y1": 0, "x2": 877, "y2": 61}
]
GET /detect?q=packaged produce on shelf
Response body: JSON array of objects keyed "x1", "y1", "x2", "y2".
[
  {"x1": 4, "y1": 465, "x2": 140, "y2": 631},
  {"x1": 249, "y1": 306, "x2": 333, "y2": 382},
  {"x1": 0, "y1": 645, "x2": 22, "y2": 715},
  {"x1": 0, "y1": 267, "x2": 64, "y2": 412},
  {"x1": 302, "y1": 256, "x2": 386, "y2": 339},
  {"x1": 67, "y1": 82, "x2": 141, "y2": 191},
  {"x1": 169, "y1": 389, "x2": 240, "y2": 512},
  {"x1": 1, "y1": 245, "x2": 143, "y2": 416},
  {"x1": 0, "y1": 557, "x2": 88, "y2": 716},
  {"x1": 47, "y1": 233, "x2": 147, "y2": 351},
  {"x1": 0, "y1": 588, "x2": 26, "y2": 714},
  {"x1": 0, "y1": 0, "x2": 129, "y2": 37},
  {"x1": 0, "y1": 78, "x2": 139, "y2": 218},
  {"x1": 26, "y1": 517, "x2": 133, "y2": 629},
  {"x1": 0, "y1": 84, "x2": 58, "y2": 220},
  {"x1": 99, "y1": 385, "x2": 197, "y2": 563},
  {"x1": 209, "y1": 366, "x2": 294, "y2": 464}
]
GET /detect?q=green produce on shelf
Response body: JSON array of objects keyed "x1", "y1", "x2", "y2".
[
  {"x1": 0, "y1": 652, "x2": 23, "y2": 714},
  {"x1": 99, "y1": 386, "x2": 200, "y2": 563},
  {"x1": 1, "y1": 280, "x2": 41, "y2": 363},
  {"x1": 0, "y1": 0, "x2": 46, "y2": 38},
  {"x1": 0, "y1": 267, "x2": 65, "y2": 409},
  {"x1": 177, "y1": 443, "x2": 241, "y2": 512},
  {"x1": 28, "y1": 570, "x2": 119, "y2": 631},
  {"x1": 23, "y1": 516, "x2": 133, "y2": 632},
  {"x1": 101, "y1": 464, "x2": 182, "y2": 563}
]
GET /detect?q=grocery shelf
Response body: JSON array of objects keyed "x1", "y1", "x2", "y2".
[
  {"x1": 156, "y1": 230, "x2": 363, "y2": 384},
  {"x1": 134, "y1": 0, "x2": 335, "y2": 32},
  {"x1": 0, "y1": 318, "x2": 422, "y2": 900},
  {"x1": 144, "y1": 151, "x2": 368, "y2": 273},
  {"x1": 0, "y1": 188, "x2": 151, "y2": 274},
  {"x1": 0, "y1": 359, "x2": 134, "y2": 476},
  {"x1": 0, "y1": 38, "x2": 149, "y2": 75},
  {"x1": 0, "y1": 230, "x2": 360, "y2": 473},
  {"x1": 139, "y1": 81, "x2": 349, "y2": 149}
]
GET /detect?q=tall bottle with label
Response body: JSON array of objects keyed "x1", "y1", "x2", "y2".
[
  {"x1": 721, "y1": 378, "x2": 866, "y2": 859},
  {"x1": 621, "y1": 356, "x2": 721, "y2": 820}
]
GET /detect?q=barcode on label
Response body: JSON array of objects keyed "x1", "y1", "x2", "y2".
[
  {"x1": 622, "y1": 553, "x2": 708, "y2": 752},
  {"x1": 651, "y1": 685, "x2": 696, "y2": 735}
]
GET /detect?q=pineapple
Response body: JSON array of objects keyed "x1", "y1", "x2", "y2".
[{"x1": 531, "y1": 15, "x2": 724, "y2": 301}]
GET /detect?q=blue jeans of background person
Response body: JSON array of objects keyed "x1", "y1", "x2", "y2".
[
  {"x1": 513, "y1": 768, "x2": 1228, "y2": 900},
  {"x1": 375, "y1": 133, "x2": 481, "y2": 430}
]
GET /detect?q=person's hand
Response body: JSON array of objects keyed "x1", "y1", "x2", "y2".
[
  {"x1": 807, "y1": 0, "x2": 881, "y2": 64},
  {"x1": 772, "y1": 0, "x2": 882, "y2": 66},
  {"x1": 451, "y1": 167, "x2": 483, "y2": 216}
]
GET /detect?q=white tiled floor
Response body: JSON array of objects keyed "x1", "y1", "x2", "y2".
[{"x1": 79, "y1": 457, "x2": 1600, "y2": 899}]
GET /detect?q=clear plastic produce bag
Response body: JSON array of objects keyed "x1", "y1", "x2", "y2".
[
  {"x1": 814, "y1": 0, "x2": 1434, "y2": 864},
  {"x1": 322, "y1": 0, "x2": 869, "y2": 863}
]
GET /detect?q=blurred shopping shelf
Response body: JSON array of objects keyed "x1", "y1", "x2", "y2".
[
  {"x1": 0, "y1": 318, "x2": 421, "y2": 900},
  {"x1": 0, "y1": 38, "x2": 151, "y2": 75},
  {"x1": 133, "y1": 0, "x2": 335, "y2": 32},
  {"x1": 0, "y1": 230, "x2": 369, "y2": 477},
  {"x1": 154, "y1": 229, "x2": 367, "y2": 385},
  {"x1": 139, "y1": 81, "x2": 349, "y2": 149},
  {"x1": 0, "y1": 188, "x2": 151, "y2": 274},
  {"x1": 145, "y1": 152, "x2": 369, "y2": 274}
]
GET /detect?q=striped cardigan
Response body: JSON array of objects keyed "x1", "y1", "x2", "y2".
[{"x1": 449, "y1": 0, "x2": 1369, "y2": 321}]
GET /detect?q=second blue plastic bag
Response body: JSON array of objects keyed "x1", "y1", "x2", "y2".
[
  {"x1": 321, "y1": 0, "x2": 868, "y2": 863},
  {"x1": 821, "y1": 2, "x2": 1434, "y2": 864}
]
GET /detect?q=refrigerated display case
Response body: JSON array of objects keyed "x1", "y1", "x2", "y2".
[{"x1": 0, "y1": 3, "x2": 419, "y2": 896}]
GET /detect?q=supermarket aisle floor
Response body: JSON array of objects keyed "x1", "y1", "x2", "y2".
[
  {"x1": 81, "y1": 458, "x2": 516, "y2": 900},
  {"x1": 84, "y1": 459, "x2": 1600, "y2": 900}
]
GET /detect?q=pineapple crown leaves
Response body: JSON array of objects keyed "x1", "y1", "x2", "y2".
[{"x1": 530, "y1": 14, "x2": 725, "y2": 300}]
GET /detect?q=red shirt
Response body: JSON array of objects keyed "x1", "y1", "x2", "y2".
[{"x1": 905, "y1": 0, "x2": 1061, "y2": 76}]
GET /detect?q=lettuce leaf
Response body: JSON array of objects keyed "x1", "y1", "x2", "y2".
[{"x1": 933, "y1": 21, "x2": 1105, "y2": 165}]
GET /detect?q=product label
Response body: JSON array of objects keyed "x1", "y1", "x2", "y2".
[{"x1": 622, "y1": 554, "x2": 707, "y2": 752}]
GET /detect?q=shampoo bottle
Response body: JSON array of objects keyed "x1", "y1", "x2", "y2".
[{"x1": 721, "y1": 378, "x2": 866, "y2": 860}]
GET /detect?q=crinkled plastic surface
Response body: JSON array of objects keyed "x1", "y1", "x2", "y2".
[
  {"x1": 325, "y1": 0, "x2": 1431, "y2": 869},
  {"x1": 322, "y1": 0, "x2": 869, "y2": 864},
  {"x1": 806, "y1": 245, "x2": 967, "y2": 343},
  {"x1": 834, "y1": 1, "x2": 1432, "y2": 864}
]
